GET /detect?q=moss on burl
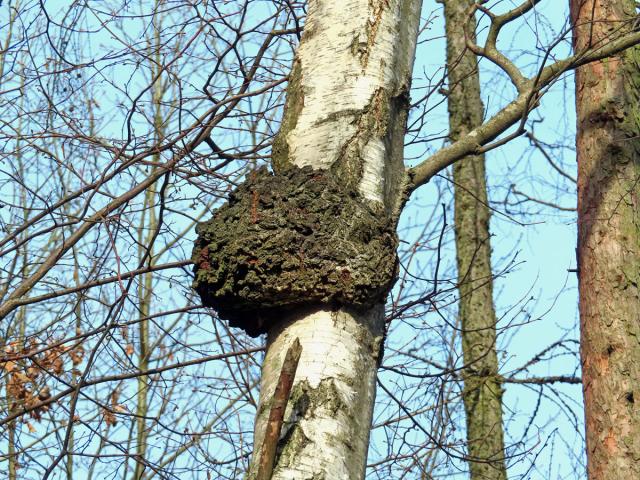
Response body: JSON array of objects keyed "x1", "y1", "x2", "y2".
[{"x1": 192, "y1": 166, "x2": 398, "y2": 336}]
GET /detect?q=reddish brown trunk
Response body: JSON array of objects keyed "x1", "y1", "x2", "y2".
[{"x1": 571, "y1": 1, "x2": 640, "y2": 478}]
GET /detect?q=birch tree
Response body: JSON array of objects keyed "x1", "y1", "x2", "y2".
[{"x1": 219, "y1": 2, "x2": 423, "y2": 477}]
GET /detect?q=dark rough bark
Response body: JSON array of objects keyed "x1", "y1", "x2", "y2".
[
  {"x1": 192, "y1": 166, "x2": 398, "y2": 336},
  {"x1": 571, "y1": 1, "x2": 640, "y2": 478},
  {"x1": 441, "y1": 1, "x2": 507, "y2": 478}
]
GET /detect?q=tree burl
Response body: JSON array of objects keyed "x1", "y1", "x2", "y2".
[{"x1": 192, "y1": 166, "x2": 398, "y2": 336}]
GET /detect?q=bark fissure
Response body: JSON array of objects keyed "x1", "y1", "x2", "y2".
[
  {"x1": 359, "y1": 0, "x2": 390, "y2": 68},
  {"x1": 272, "y1": 60, "x2": 304, "y2": 173},
  {"x1": 330, "y1": 87, "x2": 390, "y2": 195}
]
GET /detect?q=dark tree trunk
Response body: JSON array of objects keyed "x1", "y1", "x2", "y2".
[{"x1": 441, "y1": 1, "x2": 507, "y2": 479}]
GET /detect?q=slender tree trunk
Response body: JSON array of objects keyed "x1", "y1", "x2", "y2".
[
  {"x1": 246, "y1": 1, "x2": 422, "y2": 478},
  {"x1": 570, "y1": 1, "x2": 640, "y2": 478},
  {"x1": 441, "y1": 2, "x2": 507, "y2": 479}
]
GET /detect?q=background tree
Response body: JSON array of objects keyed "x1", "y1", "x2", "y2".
[
  {"x1": 440, "y1": 1, "x2": 507, "y2": 478},
  {"x1": 570, "y1": 0, "x2": 640, "y2": 478}
]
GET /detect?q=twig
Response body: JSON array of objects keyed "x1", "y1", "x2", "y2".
[{"x1": 256, "y1": 338, "x2": 302, "y2": 480}]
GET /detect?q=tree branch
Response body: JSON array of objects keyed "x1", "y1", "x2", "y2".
[{"x1": 406, "y1": 14, "x2": 640, "y2": 195}]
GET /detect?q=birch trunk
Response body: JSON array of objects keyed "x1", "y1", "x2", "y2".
[
  {"x1": 247, "y1": 1, "x2": 422, "y2": 478},
  {"x1": 570, "y1": 1, "x2": 640, "y2": 478},
  {"x1": 441, "y1": 1, "x2": 507, "y2": 478}
]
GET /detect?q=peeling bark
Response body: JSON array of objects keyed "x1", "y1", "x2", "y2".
[
  {"x1": 441, "y1": 1, "x2": 507, "y2": 478},
  {"x1": 571, "y1": 1, "x2": 640, "y2": 478}
]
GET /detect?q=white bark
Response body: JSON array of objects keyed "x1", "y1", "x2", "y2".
[
  {"x1": 252, "y1": 307, "x2": 385, "y2": 479},
  {"x1": 249, "y1": 0, "x2": 423, "y2": 478},
  {"x1": 274, "y1": 0, "x2": 422, "y2": 211}
]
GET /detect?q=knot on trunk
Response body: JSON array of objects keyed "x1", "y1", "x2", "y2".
[{"x1": 192, "y1": 166, "x2": 398, "y2": 336}]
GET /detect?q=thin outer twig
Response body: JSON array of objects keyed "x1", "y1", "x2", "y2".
[{"x1": 256, "y1": 338, "x2": 303, "y2": 480}]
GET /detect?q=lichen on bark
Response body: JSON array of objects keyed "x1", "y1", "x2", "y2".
[
  {"x1": 192, "y1": 165, "x2": 398, "y2": 336},
  {"x1": 264, "y1": 377, "x2": 361, "y2": 479},
  {"x1": 271, "y1": 59, "x2": 304, "y2": 174}
]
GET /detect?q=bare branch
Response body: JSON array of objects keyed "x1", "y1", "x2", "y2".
[{"x1": 407, "y1": 24, "x2": 640, "y2": 194}]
